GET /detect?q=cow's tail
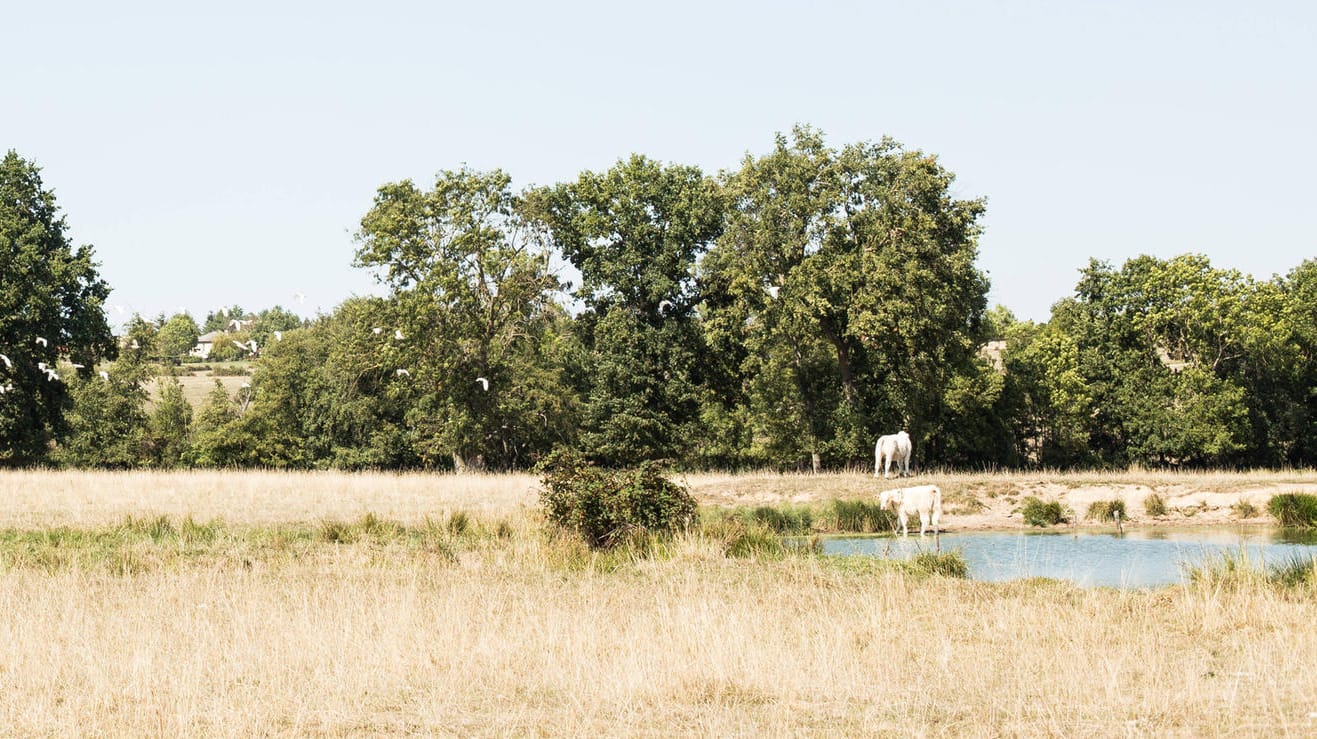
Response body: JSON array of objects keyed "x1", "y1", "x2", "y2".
[{"x1": 931, "y1": 485, "x2": 943, "y2": 532}]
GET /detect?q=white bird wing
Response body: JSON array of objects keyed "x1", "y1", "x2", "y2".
[
  {"x1": 36, "y1": 337, "x2": 48, "y2": 347},
  {"x1": 99, "y1": 371, "x2": 109, "y2": 381},
  {"x1": 0, "y1": 354, "x2": 10, "y2": 369},
  {"x1": 476, "y1": 377, "x2": 489, "y2": 391},
  {"x1": 394, "y1": 330, "x2": 404, "y2": 340},
  {"x1": 232, "y1": 340, "x2": 247, "y2": 350}
]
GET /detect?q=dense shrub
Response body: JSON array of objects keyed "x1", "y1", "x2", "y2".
[
  {"x1": 536, "y1": 450, "x2": 698, "y2": 549},
  {"x1": 1086, "y1": 499, "x2": 1126, "y2": 522},
  {"x1": 1020, "y1": 496, "x2": 1068, "y2": 527},
  {"x1": 1268, "y1": 493, "x2": 1317, "y2": 528}
]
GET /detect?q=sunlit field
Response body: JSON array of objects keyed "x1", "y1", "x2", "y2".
[{"x1": 2, "y1": 469, "x2": 1316, "y2": 736}]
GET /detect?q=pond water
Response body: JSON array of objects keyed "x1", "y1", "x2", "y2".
[{"x1": 821, "y1": 528, "x2": 1317, "y2": 588}]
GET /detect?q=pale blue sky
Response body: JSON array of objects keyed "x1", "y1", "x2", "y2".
[{"x1": 6, "y1": 1, "x2": 1314, "y2": 327}]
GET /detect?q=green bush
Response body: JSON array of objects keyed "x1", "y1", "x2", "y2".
[
  {"x1": 536, "y1": 449, "x2": 698, "y2": 549},
  {"x1": 1144, "y1": 493, "x2": 1168, "y2": 517},
  {"x1": 1020, "y1": 496, "x2": 1068, "y2": 527},
  {"x1": 1086, "y1": 499, "x2": 1126, "y2": 522},
  {"x1": 1268, "y1": 493, "x2": 1317, "y2": 528}
]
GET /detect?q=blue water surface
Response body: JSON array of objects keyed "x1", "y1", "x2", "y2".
[{"x1": 821, "y1": 528, "x2": 1317, "y2": 588}]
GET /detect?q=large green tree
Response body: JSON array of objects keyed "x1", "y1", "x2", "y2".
[
  {"x1": 528, "y1": 155, "x2": 725, "y2": 466},
  {"x1": 1052, "y1": 255, "x2": 1258, "y2": 466},
  {"x1": 701, "y1": 127, "x2": 989, "y2": 469},
  {"x1": 0, "y1": 151, "x2": 116, "y2": 465},
  {"x1": 354, "y1": 167, "x2": 577, "y2": 470}
]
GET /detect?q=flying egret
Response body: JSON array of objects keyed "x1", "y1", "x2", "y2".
[
  {"x1": 130, "y1": 339, "x2": 140, "y2": 350},
  {"x1": 248, "y1": 340, "x2": 258, "y2": 353},
  {"x1": 42, "y1": 367, "x2": 59, "y2": 382},
  {"x1": 274, "y1": 331, "x2": 283, "y2": 341},
  {"x1": 395, "y1": 368, "x2": 410, "y2": 377},
  {"x1": 372, "y1": 327, "x2": 383, "y2": 335},
  {"x1": 99, "y1": 371, "x2": 110, "y2": 381},
  {"x1": 293, "y1": 291, "x2": 306, "y2": 304},
  {"x1": 394, "y1": 329, "x2": 404, "y2": 340},
  {"x1": 71, "y1": 363, "x2": 85, "y2": 369},
  {"x1": 232, "y1": 340, "x2": 247, "y2": 351},
  {"x1": 658, "y1": 300, "x2": 674, "y2": 315},
  {"x1": 35, "y1": 337, "x2": 48, "y2": 347},
  {"x1": 766, "y1": 285, "x2": 780, "y2": 299},
  {"x1": 0, "y1": 354, "x2": 10, "y2": 370},
  {"x1": 476, "y1": 377, "x2": 489, "y2": 391}
]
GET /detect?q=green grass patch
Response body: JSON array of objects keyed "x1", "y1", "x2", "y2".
[
  {"x1": 1184, "y1": 548, "x2": 1317, "y2": 589},
  {"x1": 1268, "y1": 494, "x2": 1317, "y2": 528},
  {"x1": 1020, "y1": 497, "x2": 1068, "y2": 527}
]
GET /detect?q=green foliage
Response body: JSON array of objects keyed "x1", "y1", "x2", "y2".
[
  {"x1": 907, "y1": 551, "x2": 970, "y2": 578},
  {"x1": 354, "y1": 168, "x2": 577, "y2": 470},
  {"x1": 1085, "y1": 499, "x2": 1127, "y2": 522},
  {"x1": 744, "y1": 505, "x2": 814, "y2": 535},
  {"x1": 1267, "y1": 494, "x2": 1317, "y2": 528},
  {"x1": 536, "y1": 449, "x2": 698, "y2": 549},
  {"x1": 155, "y1": 313, "x2": 201, "y2": 359},
  {"x1": 830, "y1": 499, "x2": 897, "y2": 533},
  {"x1": 0, "y1": 151, "x2": 116, "y2": 465},
  {"x1": 55, "y1": 365, "x2": 149, "y2": 468},
  {"x1": 1020, "y1": 496, "x2": 1068, "y2": 527},
  {"x1": 144, "y1": 377, "x2": 192, "y2": 467},
  {"x1": 1143, "y1": 493, "x2": 1168, "y2": 517},
  {"x1": 528, "y1": 155, "x2": 723, "y2": 466},
  {"x1": 700, "y1": 126, "x2": 990, "y2": 469}
]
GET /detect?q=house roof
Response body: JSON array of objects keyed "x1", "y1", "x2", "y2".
[{"x1": 197, "y1": 331, "x2": 222, "y2": 343}]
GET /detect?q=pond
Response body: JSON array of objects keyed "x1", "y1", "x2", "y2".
[{"x1": 821, "y1": 528, "x2": 1317, "y2": 588}]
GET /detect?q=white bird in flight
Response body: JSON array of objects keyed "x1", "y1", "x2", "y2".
[
  {"x1": 35, "y1": 337, "x2": 48, "y2": 347},
  {"x1": 394, "y1": 329, "x2": 404, "y2": 340},
  {"x1": 658, "y1": 300, "x2": 674, "y2": 315},
  {"x1": 476, "y1": 377, "x2": 489, "y2": 391},
  {"x1": 99, "y1": 371, "x2": 110, "y2": 381},
  {"x1": 130, "y1": 339, "x2": 140, "y2": 350},
  {"x1": 293, "y1": 291, "x2": 306, "y2": 304},
  {"x1": 71, "y1": 363, "x2": 85, "y2": 369},
  {"x1": 274, "y1": 331, "x2": 283, "y2": 341},
  {"x1": 0, "y1": 354, "x2": 10, "y2": 370},
  {"x1": 395, "y1": 368, "x2": 410, "y2": 377},
  {"x1": 248, "y1": 340, "x2": 258, "y2": 353},
  {"x1": 372, "y1": 327, "x2": 383, "y2": 335},
  {"x1": 232, "y1": 340, "x2": 247, "y2": 351}
]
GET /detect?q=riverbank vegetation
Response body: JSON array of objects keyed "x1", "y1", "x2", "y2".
[{"x1": 7, "y1": 140, "x2": 1317, "y2": 475}]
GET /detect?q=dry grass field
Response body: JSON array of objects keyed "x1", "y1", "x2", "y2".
[{"x1": 1, "y1": 469, "x2": 1316, "y2": 736}]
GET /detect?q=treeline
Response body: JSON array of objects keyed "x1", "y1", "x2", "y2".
[{"x1": 2, "y1": 132, "x2": 1316, "y2": 471}]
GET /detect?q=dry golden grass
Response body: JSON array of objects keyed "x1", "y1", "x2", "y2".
[{"x1": 2, "y1": 470, "x2": 1316, "y2": 736}]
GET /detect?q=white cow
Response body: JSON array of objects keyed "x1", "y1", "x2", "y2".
[
  {"x1": 874, "y1": 431, "x2": 912, "y2": 479},
  {"x1": 878, "y1": 484, "x2": 943, "y2": 539}
]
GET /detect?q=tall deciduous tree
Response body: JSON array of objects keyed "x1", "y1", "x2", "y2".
[
  {"x1": 702, "y1": 127, "x2": 989, "y2": 469},
  {"x1": 0, "y1": 151, "x2": 116, "y2": 465},
  {"x1": 528, "y1": 155, "x2": 725, "y2": 466},
  {"x1": 354, "y1": 168, "x2": 576, "y2": 470}
]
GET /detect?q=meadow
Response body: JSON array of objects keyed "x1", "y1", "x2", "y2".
[{"x1": 1, "y1": 470, "x2": 1315, "y2": 736}]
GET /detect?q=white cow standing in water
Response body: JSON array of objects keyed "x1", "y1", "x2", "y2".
[
  {"x1": 874, "y1": 431, "x2": 912, "y2": 479},
  {"x1": 879, "y1": 484, "x2": 943, "y2": 539}
]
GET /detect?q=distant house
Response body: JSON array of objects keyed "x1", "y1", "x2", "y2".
[{"x1": 191, "y1": 331, "x2": 221, "y2": 359}]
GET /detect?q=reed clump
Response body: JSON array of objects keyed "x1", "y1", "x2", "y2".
[{"x1": 1267, "y1": 493, "x2": 1317, "y2": 528}]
